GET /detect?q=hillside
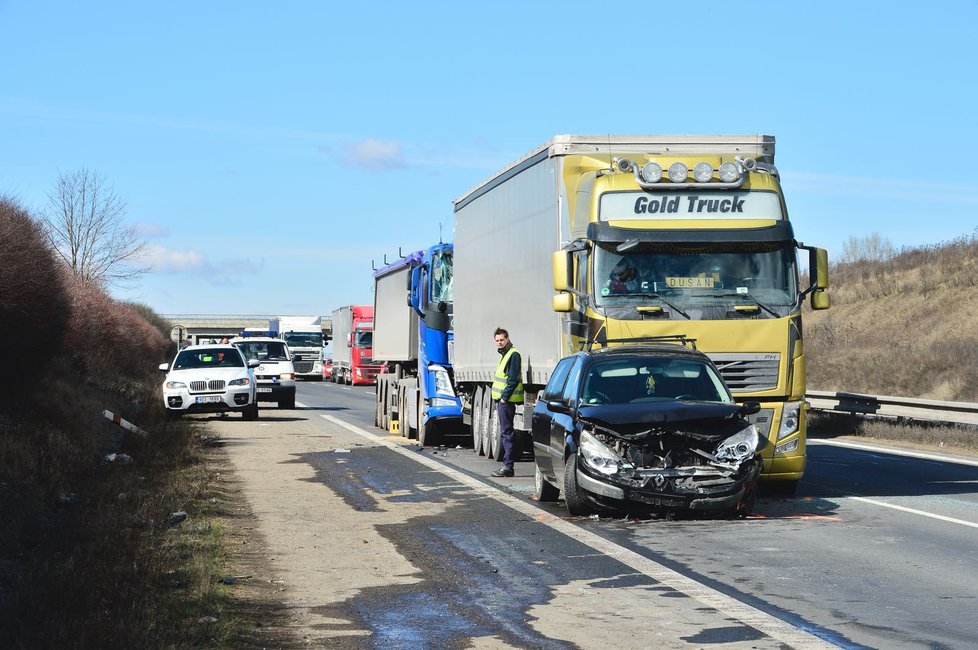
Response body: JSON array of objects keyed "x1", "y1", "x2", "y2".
[{"x1": 805, "y1": 232, "x2": 978, "y2": 403}]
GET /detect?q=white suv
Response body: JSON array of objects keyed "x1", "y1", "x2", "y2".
[
  {"x1": 231, "y1": 337, "x2": 297, "y2": 409},
  {"x1": 160, "y1": 344, "x2": 259, "y2": 419}
]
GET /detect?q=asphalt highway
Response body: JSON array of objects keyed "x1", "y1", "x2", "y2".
[{"x1": 284, "y1": 381, "x2": 978, "y2": 649}]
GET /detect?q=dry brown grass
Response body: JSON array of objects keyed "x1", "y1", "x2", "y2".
[{"x1": 806, "y1": 231, "x2": 978, "y2": 402}]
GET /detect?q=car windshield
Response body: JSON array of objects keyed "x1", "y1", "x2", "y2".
[
  {"x1": 235, "y1": 341, "x2": 289, "y2": 361},
  {"x1": 173, "y1": 348, "x2": 244, "y2": 369},
  {"x1": 580, "y1": 357, "x2": 732, "y2": 405}
]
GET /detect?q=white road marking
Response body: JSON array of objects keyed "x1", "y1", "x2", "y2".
[
  {"x1": 322, "y1": 414, "x2": 836, "y2": 650},
  {"x1": 847, "y1": 496, "x2": 978, "y2": 529},
  {"x1": 810, "y1": 438, "x2": 978, "y2": 467}
]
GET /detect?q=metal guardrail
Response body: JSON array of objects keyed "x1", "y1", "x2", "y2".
[{"x1": 806, "y1": 390, "x2": 978, "y2": 426}]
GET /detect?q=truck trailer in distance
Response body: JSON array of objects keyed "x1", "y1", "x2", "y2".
[
  {"x1": 331, "y1": 305, "x2": 381, "y2": 386},
  {"x1": 372, "y1": 244, "x2": 463, "y2": 445},
  {"x1": 451, "y1": 135, "x2": 830, "y2": 492}
]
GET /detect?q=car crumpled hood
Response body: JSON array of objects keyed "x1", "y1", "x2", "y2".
[{"x1": 578, "y1": 401, "x2": 746, "y2": 440}]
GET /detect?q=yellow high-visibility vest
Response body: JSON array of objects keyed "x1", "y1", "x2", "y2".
[{"x1": 491, "y1": 347, "x2": 524, "y2": 403}]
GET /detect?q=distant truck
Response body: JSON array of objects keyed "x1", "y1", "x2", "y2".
[
  {"x1": 451, "y1": 135, "x2": 830, "y2": 492},
  {"x1": 372, "y1": 244, "x2": 463, "y2": 445},
  {"x1": 331, "y1": 305, "x2": 381, "y2": 386},
  {"x1": 269, "y1": 316, "x2": 324, "y2": 380}
]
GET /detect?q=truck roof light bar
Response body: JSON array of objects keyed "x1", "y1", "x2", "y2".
[{"x1": 617, "y1": 157, "x2": 750, "y2": 191}]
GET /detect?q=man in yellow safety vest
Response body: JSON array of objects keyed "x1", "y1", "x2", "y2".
[{"x1": 490, "y1": 327, "x2": 523, "y2": 477}]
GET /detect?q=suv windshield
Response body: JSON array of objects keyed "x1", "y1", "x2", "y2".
[
  {"x1": 580, "y1": 357, "x2": 731, "y2": 405},
  {"x1": 174, "y1": 348, "x2": 244, "y2": 369},
  {"x1": 235, "y1": 341, "x2": 290, "y2": 362}
]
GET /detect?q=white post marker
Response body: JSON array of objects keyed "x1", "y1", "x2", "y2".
[{"x1": 102, "y1": 409, "x2": 149, "y2": 438}]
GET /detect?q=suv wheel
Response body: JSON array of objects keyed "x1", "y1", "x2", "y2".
[{"x1": 242, "y1": 401, "x2": 259, "y2": 420}]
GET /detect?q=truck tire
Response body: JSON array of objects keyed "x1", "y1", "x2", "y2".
[
  {"x1": 489, "y1": 406, "x2": 501, "y2": 460},
  {"x1": 418, "y1": 394, "x2": 438, "y2": 446},
  {"x1": 563, "y1": 453, "x2": 594, "y2": 516},
  {"x1": 472, "y1": 387, "x2": 484, "y2": 456},
  {"x1": 481, "y1": 389, "x2": 493, "y2": 459}
]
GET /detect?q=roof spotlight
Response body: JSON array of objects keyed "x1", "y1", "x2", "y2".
[
  {"x1": 718, "y1": 162, "x2": 740, "y2": 183},
  {"x1": 614, "y1": 157, "x2": 633, "y2": 173},
  {"x1": 693, "y1": 162, "x2": 714, "y2": 183},
  {"x1": 668, "y1": 162, "x2": 688, "y2": 183},
  {"x1": 640, "y1": 162, "x2": 662, "y2": 183}
]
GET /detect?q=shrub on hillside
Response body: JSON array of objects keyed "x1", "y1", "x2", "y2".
[{"x1": 0, "y1": 197, "x2": 70, "y2": 396}]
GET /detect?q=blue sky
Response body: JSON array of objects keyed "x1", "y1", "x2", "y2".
[{"x1": 2, "y1": 2, "x2": 976, "y2": 315}]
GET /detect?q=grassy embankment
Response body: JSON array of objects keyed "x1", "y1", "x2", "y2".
[
  {"x1": 0, "y1": 197, "x2": 255, "y2": 647},
  {"x1": 805, "y1": 231, "x2": 978, "y2": 452}
]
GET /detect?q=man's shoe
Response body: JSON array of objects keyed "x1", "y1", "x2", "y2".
[{"x1": 491, "y1": 467, "x2": 514, "y2": 478}]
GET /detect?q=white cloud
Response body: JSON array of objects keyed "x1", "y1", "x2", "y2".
[
  {"x1": 340, "y1": 138, "x2": 407, "y2": 171},
  {"x1": 143, "y1": 244, "x2": 261, "y2": 286},
  {"x1": 133, "y1": 222, "x2": 168, "y2": 239}
]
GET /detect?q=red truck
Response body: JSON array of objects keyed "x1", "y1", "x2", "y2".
[{"x1": 330, "y1": 305, "x2": 381, "y2": 385}]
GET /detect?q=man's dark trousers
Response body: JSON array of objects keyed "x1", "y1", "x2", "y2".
[{"x1": 496, "y1": 400, "x2": 516, "y2": 470}]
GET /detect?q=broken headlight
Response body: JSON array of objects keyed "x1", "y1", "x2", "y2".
[
  {"x1": 579, "y1": 430, "x2": 634, "y2": 476},
  {"x1": 714, "y1": 424, "x2": 760, "y2": 463}
]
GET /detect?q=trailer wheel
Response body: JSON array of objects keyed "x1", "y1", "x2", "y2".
[
  {"x1": 374, "y1": 378, "x2": 384, "y2": 428},
  {"x1": 488, "y1": 405, "x2": 501, "y2": 460},
  {"x1": 482, "y1": 390, "x2": 495, "y2": 460},
  {"x1": 472, "y1": 387, "x2": 484, "y2": 456}
]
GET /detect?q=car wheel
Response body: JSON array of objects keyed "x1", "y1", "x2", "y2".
[
  {"x1": 735, "y1": 485, "x2": 758, "y2": 519},
  {"x1": 563, "y1": 453, "x2": 594, "y2": 516},
  {"x1": 242, "y1": 401, "x2": 259, "y2": 420},
  {"x1": 535, "y1": 464, "x2": 559, "y2": 502},
  {"x1": 165, "y1": 409, "x2": 182, "y2": 421},
  {"x1": 472, "y1": 387, "x2": 484, "y2": 456}
]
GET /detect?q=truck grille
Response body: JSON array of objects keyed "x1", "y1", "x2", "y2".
[
  {"x1": 294, "y1": 361, "x2": 314, "y2": 373},
  {"x1": 707, "y1": 353, "x2": 780, "y2": 393},
  {"x1": 190, "y1": 380, "x2": 226, "y2": 392}
]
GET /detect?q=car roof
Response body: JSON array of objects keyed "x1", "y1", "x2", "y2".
[
  {"x1": 181, "y1": 344, "x2": 241, "y2": 351},
  {"x1": 230, "y1": 336, "x2": 284, "y2": 344},
  {"x1": 577, "y1": 343, "x2": 708, "y2": 362}
]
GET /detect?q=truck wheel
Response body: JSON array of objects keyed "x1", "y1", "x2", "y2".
[
  {"x1": 489, "y1": 407, "x2": 501, "y2": 460},
  {"x1": 471, "y1": 388, "x2": 484, "y2": 455},
  {"x1": 481, "y1": 389, "x2": 493, "y2": 459},
  {"x1": 417, "y1": 394, "x2": 428, "y2": 445},
  {"x1": 563, "y1": 453, "x2": 594, "y2": 516},
  {"x1": 535, "y1": 464, "x2": 559, "y2": 502}
]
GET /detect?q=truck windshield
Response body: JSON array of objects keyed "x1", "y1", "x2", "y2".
[
  {"x1": 430, "y1": 249, "x2": 453, "y2": 307},
  {"x1": 283, "y1": 332, "x2": 323, "y2": 347},
  {"x1": 593, "y1": 242, "x2": 798, "y2": 318},
  {"x1": 355, "y1": 331, "x2": 373, "y2": 348}
]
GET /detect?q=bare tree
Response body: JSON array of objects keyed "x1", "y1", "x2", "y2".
[{"x1": 42, "y1": 168, "x2": 148, "y2": 287}]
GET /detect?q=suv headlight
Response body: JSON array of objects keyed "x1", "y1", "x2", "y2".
[
  {"x1": 165, "y1": 380, "x2": 186, "y2": 389},
  {"x1": 430, "y1": 365, "x2": 456, "y2": 397},
  {"x1": 715, "y1": 425, "x2": 760, "y2": 462},
  {"x1": 778, "y1": 402, "x2": 801, "y2": 439},
  {"x1": 579, "y1": 430, "x2": 633, "y2": 476},
  {"x1": 228, "y1": 377, "x2": 251, "y2": 386}
]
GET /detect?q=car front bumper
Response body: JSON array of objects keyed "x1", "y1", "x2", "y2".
[
  {"x1": 163, "y1": 386, "x2": 255, "y2": 413},
  {"x1": 578, "y1": 458, "x2": 762, "y2": 514}
]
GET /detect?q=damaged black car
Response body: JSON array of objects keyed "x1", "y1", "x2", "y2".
[{"x1": 531, "y1": 343, "x2": 763, "y2": 518}]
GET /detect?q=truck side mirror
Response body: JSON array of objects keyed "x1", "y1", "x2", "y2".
[
  {"x1": 810, "y1": 290, "x2": 831, "y2": 310},
  {"x1": 552, "y1": 293, "x2": 573, "y2": 312},
  {"x1": 552, "y1": 250, "x2": 571, "y2": 291},
  {"x1": 811, "y1": 247, "x2": 829, "y2": 290}
]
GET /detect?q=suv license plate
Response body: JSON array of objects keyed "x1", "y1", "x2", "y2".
[
  {"x1": 258, "y1": 387, "x2": 273, "y2": 393},
  {"x1": 195, "y1": 395, "x2": 222, "y2": 404}
]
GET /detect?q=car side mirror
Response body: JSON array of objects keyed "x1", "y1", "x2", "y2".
[
  {"x1": 547, "y1": 400, "x2": 572, "y2": 415},
  {"x1": 247, "y1": 359, "x2": 261, "y2": 368},
  {"x1": 158, "y1": 363, "x2": 169, "y2": 372},
  {"x1": 739, "y1": 400, "x2": 761, "y2": 415}
]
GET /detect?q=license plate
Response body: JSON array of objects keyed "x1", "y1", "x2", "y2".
[
  {"x1": 195, "y1": 395, "x2": 222, "y2": 404},
  {"x1": 258, "y1": 387, "x2": 273, "y2": 393}
]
